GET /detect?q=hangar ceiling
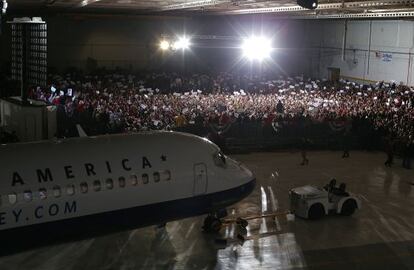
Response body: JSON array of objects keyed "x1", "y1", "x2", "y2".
[{"x1": 8, "y1": 0, "x2": 414, "y2": 18}]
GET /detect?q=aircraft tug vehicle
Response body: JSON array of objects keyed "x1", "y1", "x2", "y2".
[
  {"x1": 289, "y1": 179, "x2": 361, "y2": 219},
  {"x1": 0, "y1": 131, "x2": 255, "y2": 254}
]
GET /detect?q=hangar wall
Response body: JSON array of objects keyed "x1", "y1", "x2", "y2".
[
  {"x1": 3, "y1": 14, "x2": 414, "y2": 83},
  {"x1": 303, "y1": 20, "x2": 414, "y2": 85},
  {"x1": 1, "y1": 14, "x2": 307, "y2": 75},
  {"x1": 45, "y1": 15, "x2": 307, "y2": 74},
  {"x1": 47, "y1": 15, "x2": 186, "y2": 71},
  {"x1": 45, "y1": 16, "x2": 414, "y2": 83}
]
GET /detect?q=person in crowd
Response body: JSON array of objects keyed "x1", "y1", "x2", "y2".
[
  {"x1": 174, "y1": 113, "x2": 186, "y2": 128},
  {"x1": 26, "y1": 71, "x2": 413, "y2": 167},
  {"x1": 342, "y1": 132, "x2": 350, "y2": 158},
  {"x1": 342, "y1": 120, "x2": 352, "y2": 158},
  {"x1": 300, "y1": 137, "x2": 310, "y2": 166},
  {"x1": 402, "y1": 138, "x2": 412, "y2": 169},
  {"x1": 384, "y1": 135, "x2": 395, "y2": 167},
  {"x1": 276, "y1": 100, "x2": 284, "y2": 114}
]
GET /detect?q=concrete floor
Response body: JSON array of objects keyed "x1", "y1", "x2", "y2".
[{"x1": 0, "y1": 151, "x2": 413, "y2": 270}]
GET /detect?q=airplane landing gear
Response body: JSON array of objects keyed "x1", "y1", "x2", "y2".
[
  {"x1": 236, "y1": 217, "x2": 248, "y2": 228},
  {"x1": 216, "y1": 208, "x2": 228, "y2": 219},
  {"x1": 202, "y1": 208, "x2": 228, "y2": 233},
  {"x1": 203, "y1": 214, "x2": 222, "y2": 233},
  {"x1": 202, "y1": 211, "x2": 249, "y2": 234}
]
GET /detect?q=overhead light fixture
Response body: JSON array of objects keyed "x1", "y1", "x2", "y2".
[
  {"x1": 172, "y1": 36, "x2": 191, "y2": 50},
  {"x1": 161, "y1": 0, "x2": 229, "y2": 10},
  {"x1": 1, "y1": 0, "x2": 8, "y2": 14},
  {"x1": 159, "y1": 40, "x2": 170, "y2": 50},
  {"x1": 241, "y1": 36, "x2": 272, "y2": 61},
  {"x1": 79, "y1": 0, "x2": 101, "y2": 8},
  {"x1": 297, "y1": 0, "x2": 318, "y2": 10}
]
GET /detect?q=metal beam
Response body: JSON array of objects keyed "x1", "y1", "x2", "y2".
[
  {"x1": 160, "y1": 0, "x2": 230, "y2": 10},
  {"x1": 77, "y1": 0, "x2": 101, "y2": 8},
  {"x1": 161, "y1": 33, "x2": 242, "y2": 40},
  {"x1": 282, "y1": 10, "x2": 414, "y2": 19},
  {"x1": 312, "y1": 10, "x2": 414, "y2": 18},
  {"x1": 217, "y1": 0, "x2": 414, "y2": 14}
]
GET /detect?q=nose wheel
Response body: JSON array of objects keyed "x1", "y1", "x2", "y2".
[
  {"x1": 202, "y1": 208, "x2": 228, "y2": 233},
  {"x1": 202, "y1": 215, "x2": 223, "y2": 233},
  {"x1": 202, "y1": 212, "x2": 249, "y2": 234}
]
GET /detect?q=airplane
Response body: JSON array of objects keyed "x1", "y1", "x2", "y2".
[{"x1": 0, "y1": 131, "x2": 256, "y2": 255}]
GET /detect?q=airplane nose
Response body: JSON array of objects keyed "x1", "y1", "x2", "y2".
[
  {"x1": 238, "y1": 162, "x2": 256, "y2": 193},
  {"x1": 227, "y1": 157, "x2": 255, "y2": 186},
  {"x1": 243, "y1": 162, "x2": 256, "y2": 190},
  {"x1": 240, "y1": 162, "x2": 254, "y2": 179},
  {"x1": 240, "y1": 177, "x2": 256, "y2": 197}
]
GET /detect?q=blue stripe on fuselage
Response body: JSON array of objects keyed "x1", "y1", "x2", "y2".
[{"x1": 0, "y1": 178, "x2": 256, "y2": 256}]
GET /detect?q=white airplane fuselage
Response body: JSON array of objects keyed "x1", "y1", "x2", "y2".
[{"x1": 0, "y1": 131, "x2": 255, "y2": 253}]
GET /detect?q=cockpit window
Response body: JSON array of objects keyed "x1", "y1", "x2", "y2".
[{"x1": 213, "y1": 151, "x2": 227, "y2": 168}]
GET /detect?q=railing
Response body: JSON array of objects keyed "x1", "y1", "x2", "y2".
[
  {"x1": 45, "y1": 109, "x2": 401, "y2": 154},
  {"x1": 174, "y1": 118, "x2": 385, "y2": 153}
]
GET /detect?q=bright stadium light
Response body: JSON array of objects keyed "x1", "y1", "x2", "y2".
[
  {"x1": 241, "y1": 36, "x2": 272, "y2": 61},
  {"x1": 172, "y1": 36, "x2": 191, "y2": 50},
  {"x1": 159, "y1": 40, "x2": 170, "y2": 50},
  {"x1": 1, "y1": 0, "x2": 8, "y2": 14}
]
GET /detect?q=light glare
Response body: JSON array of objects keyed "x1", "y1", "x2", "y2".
[
  {"x1": 173, "y1": 36, "x2": 191, "y2": 50},
  {"x1": 159, "y1": 40, "x2": 170, "y2": 50},
  {"x1": 242, "y1": 36, "x2": 272, "y2": 61}
]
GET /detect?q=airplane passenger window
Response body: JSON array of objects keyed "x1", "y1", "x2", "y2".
[
  {"x1": 153, "y1": 172, "x2": 160, "y2": 183},
  {"x1": 80, "y1": 182, "x2": 88, "y2": 193},
  {"x1": 118, "y1": 177, "x2": 126, "y2": 188},
  {"x1": 162, "y1": 170, "x2": 171, "y2": 181},
  {"x1": 106, "y1": 178, "x2": 114, "y2": 190},
  {"x1": 93, "y1": 180, "x2": 101, "y2": 192},
  {"x1": 53, "y1": 186, "x2": 61, "y2": 198},
  {"x1": 130, "y1": 174, "x2": 138, "y2": 186},
  {"x1": 142, "y1": 173, "x2": 149, "y2": 184},
  {"x1": 66, "y1": 184, "x2": 75, "y2": 196},
  {"x1": 24, "y1": 190, "x2": 33, "y2": 202},
  {"x1": 8, "y1": 193, "x2": 17, "y2": 205},
  {"x1": 39, "y1": 188, "x2": 47, "y2": 200}
]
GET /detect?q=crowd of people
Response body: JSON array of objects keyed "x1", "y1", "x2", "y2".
[{"x1": 27, "y1": 71, "x2": 413, "y2": 167}]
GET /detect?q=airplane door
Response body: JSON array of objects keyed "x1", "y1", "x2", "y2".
[{"x1": 193, "y1": 163, "x2": 208, "y2": 196}]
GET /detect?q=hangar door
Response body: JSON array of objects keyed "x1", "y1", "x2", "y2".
[{"x1": 193, "y1": 163, "x2": 208, "y2": 196}]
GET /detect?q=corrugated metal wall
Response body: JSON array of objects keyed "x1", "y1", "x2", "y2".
[{"x1": 303, "y1": 20, "x2": 414, "y2": 85}]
